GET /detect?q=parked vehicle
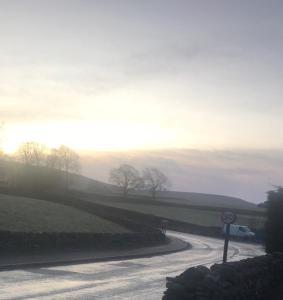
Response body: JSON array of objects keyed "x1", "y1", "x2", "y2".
[{"x1": 223, "y1": 224, "x2": 255, "y2": 239}]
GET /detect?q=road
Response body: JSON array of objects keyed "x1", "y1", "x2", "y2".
[{"x1": 0, "y1": 231, "x2": 265, "y2": 300}]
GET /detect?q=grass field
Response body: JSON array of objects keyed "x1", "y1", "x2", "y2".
[
  {"x1": 0, "y1": 194, "x2": 129, "y2": 233},
  {"x1": 88, "y1": 198, "x2": 266, "y2": 229},
  {"x1": 157, "y1": 192, "x2": 264, "y2": 212}
]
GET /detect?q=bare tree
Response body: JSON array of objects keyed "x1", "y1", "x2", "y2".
[
  {"x1": 46, "y1": 148, "x2": 61, "y2": 169},
  {"x1": 0, "y1": 122, "x2": 4, "y2": 157},
  {"x1": 143, "y1": 168, "x2": 171, "y2": 199},
  {"x1": 17, "y1": 141, "x2": 48, "y2": 166},
  {"x1": 109, "y1": 164, "x2": 143, "y2": 198},
  {"x1": 57, "y1": 145, "x2": 80, "y2": 191}
]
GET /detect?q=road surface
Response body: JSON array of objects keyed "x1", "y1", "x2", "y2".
[{"x1": 0, "y1": 231, "x2": 265, "y2": 300}]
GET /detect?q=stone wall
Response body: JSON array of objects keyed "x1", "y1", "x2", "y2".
[
  {"x1": 163, "y1": 253, "x2": 283, "y2": 300},
  {"x1": 0, "y1": 230, "x2": 166, "y2": 254},
  {"x1": 0, "y1": 189, "x2": 264, "y2": 241}
]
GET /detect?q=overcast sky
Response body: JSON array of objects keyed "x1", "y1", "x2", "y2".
[
  {"x1": 1, "y1": 0, "x2": 283, "y2": 152},
  {"x1": 1, "y1": 1, "x2": 283, "y2": 202}
]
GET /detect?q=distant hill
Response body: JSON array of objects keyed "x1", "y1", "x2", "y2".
[
  {"x1": 71, "y1": 173, "x2": 262, "y2": 212},
  {"x1": 79, "y1": 149, "x2": 283, "y2": 204},
  {"x1": 156, "y1": 191, "x2": 261, "y2": 211}
]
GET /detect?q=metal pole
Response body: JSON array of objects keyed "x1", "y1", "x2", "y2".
[{"x1": 223, "y1": 223, "x2": 230, "y2": 263}]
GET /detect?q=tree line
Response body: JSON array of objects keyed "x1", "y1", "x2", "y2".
[
  {"x1": 0, "y1": 141, "x2": 80, "y2": 193},
  {"x1": 109, "y1": 164, "x2": 170, "y2": 199},
  {"x1": 17, "y1": 142, "x2": 80, "y2": 191},
  {"x1": 0, "y1": 140, "x2": 171, "y2": 199}
]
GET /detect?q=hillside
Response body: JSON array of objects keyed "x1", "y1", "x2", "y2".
[
  {"x1": 0, "y1": 157, "x2": 264, "y2": 212},
  {"x1": 0, "y1": 158, "x2": 265, "y2": 231},
  {"x1": 70, "y1": 174, "x2": 266, "y2": 230},
  {"x1": 156, "y1": 191, "x2": 262, "y2": 211},
  {"x1": 71, "y1": 173, "x2": 262, "y2": 212},
  {"x1": 71, "y1": 173, "x2": 119, "y2": 195},
  {"x1": 80, "y1": 149, "x2": 283, "y2": 203},
  {"x1": 81, "y1": 194, "x2": 266, "y2": 230},
  {"x1": 0, "y1": 194, "x2": 129, "y2": 233}
]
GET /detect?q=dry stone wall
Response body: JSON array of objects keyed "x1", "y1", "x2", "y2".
[
  {"x1": 0, "y1": 231, "x2": 166, "y2": 254},
  {"x1": 163, "y1": 253, "x2": 283, "y2": 300}
]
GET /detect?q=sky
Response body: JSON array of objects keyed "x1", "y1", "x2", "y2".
[
  {"x1": 1, "y1": 0, "x2": 283, "y2": 152},
  {"x1": 1, "y1": 1, "x2": 283, "y2": 202}
]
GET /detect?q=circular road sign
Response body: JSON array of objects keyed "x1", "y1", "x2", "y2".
[{"x1": 221, "y1": 211, "x2": 237, "y2": 224}]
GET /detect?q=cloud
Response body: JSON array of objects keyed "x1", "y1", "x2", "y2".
[{"x1": 123, "y1": 43, "x2": 201, "y2": 78}]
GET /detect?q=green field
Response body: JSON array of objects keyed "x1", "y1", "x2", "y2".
[
  {"x1": 0, "y1": 194, "x2": 129, "y2": 233},
  {"x1": 89, "y1": 198, "x2": 266, "y2": 229}
]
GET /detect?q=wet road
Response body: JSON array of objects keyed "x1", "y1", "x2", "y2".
[{"x1": 0, "y1": 231, "x2": 264, "y2": 300}]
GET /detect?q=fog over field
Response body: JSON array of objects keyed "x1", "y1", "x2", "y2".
[{"x1": 81, "y1": 148, "x2": 283, "y2": 204}]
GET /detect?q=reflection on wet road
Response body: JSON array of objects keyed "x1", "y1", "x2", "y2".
[{"x1": 0, "y1": 231, "x2": 265, "y2": 299}]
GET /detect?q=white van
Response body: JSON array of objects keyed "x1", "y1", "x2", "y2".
[{"x1": 223, "y1": 224, "x2": 255, "y2": 239}]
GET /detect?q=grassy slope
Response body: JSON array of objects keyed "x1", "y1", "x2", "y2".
[
  {"x1": 0, "y1": 159, "x2": 265, "y2": 230},
  {"x1": 0, "y1": 194, "x2": 129, "y2": 233},
  {"x1": 72, "y1": 174, "x2": 262, "y2": 212},
  {"x1": 156, "y1": 191, "x2": 263, "y2": 211},
  {"x1": 71, "y1": 174, "x2": 266, "y2": 229},
  {"x1": 86, "y1": 197, "x2": 266, "y2": 229},
  {"x1": 1, "y1": 158, "x2": 262, "y2": 211}
]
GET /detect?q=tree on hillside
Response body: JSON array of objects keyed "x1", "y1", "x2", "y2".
[
  {"x1": 265, "y1": 186, "x2": 283, "y2": 253},
  {"x1": 17, "y1": 141, "x2": 48, "y2": 166},
  {"x1": 0, "y1": 123, "x2": 5, "y2": 187},
  {"x1": 57, "y1": 145, "x2": 80, "y2": 192},
  {"x1": 143, "y1": 168, "x2": 170, "y2": 199},
  {"x1": 0, "y1": 122, "x2": 4, "y2": 157},
  {"x1": 15, "y1": 142, "x2": 61, "y2": 191},
  {"x1": 46, "y1": 148, "x2": 61, "y2": 169},
  {"x1": 109, "y1": 164, "x2": 143, "y2": 198}
]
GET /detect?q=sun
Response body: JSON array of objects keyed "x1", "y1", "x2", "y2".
[{"x1": 2, "y1": 121, "x2": 178, "y2": 154}]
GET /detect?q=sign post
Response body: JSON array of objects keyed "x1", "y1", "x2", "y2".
[
  {"x1": 161, "y1": 219, "x2": 168, "y2": 235},
  {"x1": 221, "y1": 211, "x2": 237, "y2": 263}
]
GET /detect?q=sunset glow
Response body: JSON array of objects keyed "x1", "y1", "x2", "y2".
[
  {"x1": 1, "y1": 1, "x2": 283, "y2": 155},
  {"x1": 2, "y1": 121, "x2": 183, "y2": 153}
]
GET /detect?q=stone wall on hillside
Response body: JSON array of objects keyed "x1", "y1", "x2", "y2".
[
  {"x1": 0, "y1": 189, "x2": 265, "y2": 242},
  {"x1": 163, "y1": 253, "x2": 283, "y2": 300}
]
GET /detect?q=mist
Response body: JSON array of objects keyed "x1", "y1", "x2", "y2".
[{"x1": 80, "y1": 148, "x2": 283, "y2": 204}]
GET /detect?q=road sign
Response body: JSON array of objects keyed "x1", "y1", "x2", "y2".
[
  {"x1": 221, "y1": 211, "x2": 237, "y2": 263},
  {"x1": 221, "y1": 211, "x2": 237, "y2": 224}
]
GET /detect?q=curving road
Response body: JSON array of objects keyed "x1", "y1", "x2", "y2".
[{"x1": 0, "y1": 231, "x2": 265, "y2": 300}]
